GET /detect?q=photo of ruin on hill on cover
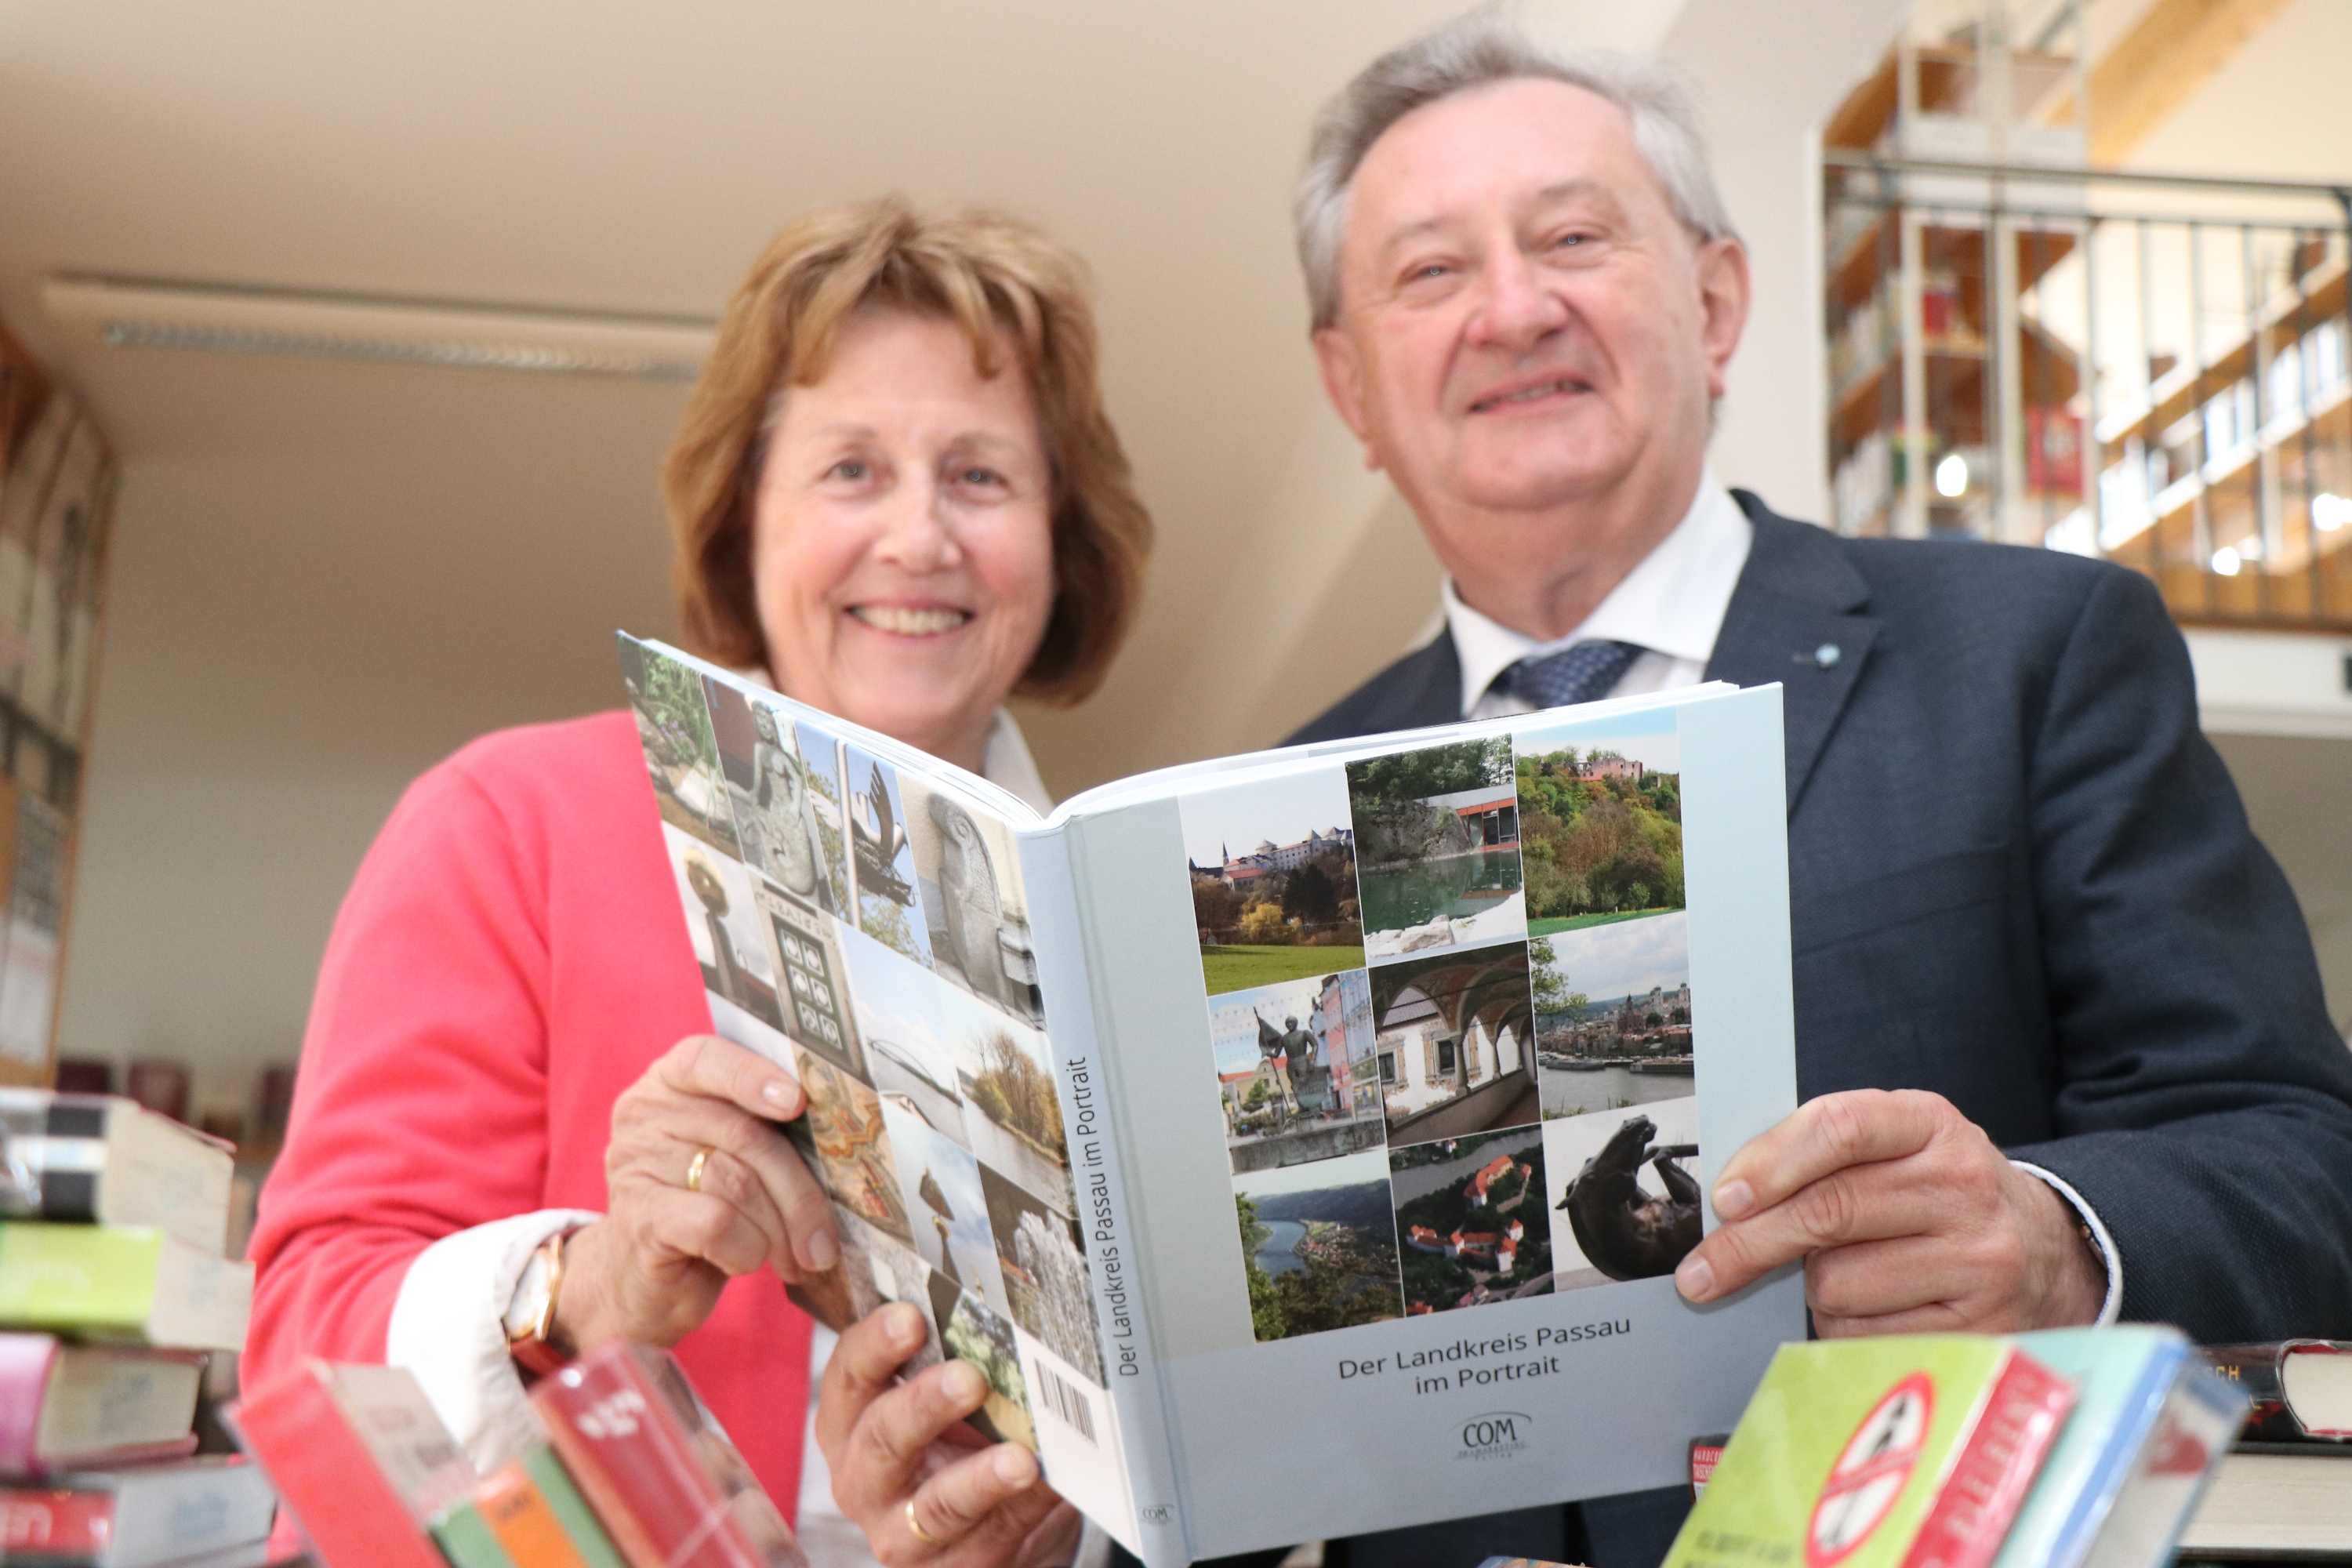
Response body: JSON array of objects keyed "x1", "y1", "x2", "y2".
[
  {"x1": 1513, "y1": 709, "x2": 1685, "y2": 937},
  {"x1": 1390, "y1": 1123, "x2": 1553, "y2": 1314},
  {"x1": 1347, "y1": 738, "x2": 1526, "y2": 963}
]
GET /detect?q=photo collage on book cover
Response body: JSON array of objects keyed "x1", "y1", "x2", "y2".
[
  {"x1": 1178, "y1": 706, "x2": 1700, "y2": 1341},
  {"x1": 622, "y1": 640, "x2": 1106, "y2": 1452}
]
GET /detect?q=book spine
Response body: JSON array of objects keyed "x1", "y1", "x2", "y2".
[
  {"x1": 477, "y1": 1461, "x2": 590, "y2": 1568},
  {"x1": 225, "y1": 1370, "x2": 449, "y2": 1568},
  {"x1": 530, "y1": 1347, "x2": 760, "y2": 1568},
  {"x1": 0, "y1": 1486, "x2": 110, "y2": 1557},
  {"x1": 434, "y1": 1501, "x2": 523, "y2": 1568},
  {"x1": 1023, "y1": 823, "x2": 1185, "y2": 1567},
  {"x1": 2201, "y1": 1341, "x2": 2341, "y2": 1440},
  {"x1": 519, "y1": 1444, "x2": 630, "y2": 1568},
  {"x1": 0, "y1": 1332, "x2": 59, "y2": 1473},
  {"x1": 1904, "y1": 1349, "x2": 2078, "y2": 1568}
]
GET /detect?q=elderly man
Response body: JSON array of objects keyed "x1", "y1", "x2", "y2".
[{"x1": 1259, "y1": 15, "x2": 2352, "y2": 1568}]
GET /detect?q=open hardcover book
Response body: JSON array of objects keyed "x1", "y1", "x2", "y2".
[{"x1": 620, "y1": 635, "x2": 1806, "y2": 1566}]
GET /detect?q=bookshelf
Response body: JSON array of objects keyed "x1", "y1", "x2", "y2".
[{"x1": 0, "y1": 319, "x2": 120, "y2": 1087}]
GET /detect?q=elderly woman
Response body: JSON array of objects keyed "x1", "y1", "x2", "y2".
[{"x1": 244, "y1": 201, "x2": 1152, "y2": 1567}]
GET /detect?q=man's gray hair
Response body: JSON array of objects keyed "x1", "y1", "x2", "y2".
[{"x1": 1296, "y1": 13, "x2": 1740, "y2": 331}]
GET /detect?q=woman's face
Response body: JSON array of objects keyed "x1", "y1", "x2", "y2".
[{"x1": 751, "y1": 308, "x2": 1055, "y2": 767}]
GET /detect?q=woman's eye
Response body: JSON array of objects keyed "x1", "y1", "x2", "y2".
[
  {"x1": 826, "y1": 459, "x2": 868, "y2": 481},
  {"x1": 958, "y1": 466, "x2": 1004, "y2": 488}
]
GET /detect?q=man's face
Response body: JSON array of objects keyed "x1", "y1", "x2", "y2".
[{"x1": 1316, "y1": 77, "x2": 1745, "y2": 524}]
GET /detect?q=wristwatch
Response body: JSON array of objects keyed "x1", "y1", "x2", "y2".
[{"x1": 503, "y1": 1226, "x2": 580, "y2": 1381}]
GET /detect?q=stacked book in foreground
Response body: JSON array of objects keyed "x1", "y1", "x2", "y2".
[
  {"x1": 0, "y1": 1089, "x2": 274, "y2": 1567},
  {"x1": 230, "y1": 1338, "x2": 807, "y2": 1568},
  {"x1": 1670, "y1": 1326, "x2": 2247, "y2": 1568},
  {"x1": 2180, "y1": 1339, "x2": 2352, "y2": 1559}
]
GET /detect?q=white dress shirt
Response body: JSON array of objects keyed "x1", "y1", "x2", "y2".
[
  {"x1": 384, "y1": 708, "x2": 1113, "y2": 1568},
  {"x1": 1433, "y1": 471, "x2": 2122, "y2": 1326}
]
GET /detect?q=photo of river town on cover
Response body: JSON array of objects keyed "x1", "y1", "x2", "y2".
[{"x1": 1232, "y1": 1148, "x2": 1403, "y2": 1341}]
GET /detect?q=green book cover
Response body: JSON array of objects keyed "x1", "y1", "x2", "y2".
[
  {"x1": 1664, "y1": 1336, "x2": 2071, "y2": 1568},
  {"x1": 0, "y1": 1221, "x2": 251, "y2": 1349},
  {"x1": 433, "y1": 1499, "x2": 521, "y2": 1568},
  {"x1": 519, "y1": 1443, "x2": 629, "y2": 1568}
]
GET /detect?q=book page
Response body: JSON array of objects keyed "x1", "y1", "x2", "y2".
[
  {"x1": 617, "y1": 638, "x2": 1124, "y2": 1526},
  {"x1": 1058, "y1": 683, "x2": 1807, "y2": 1564}
]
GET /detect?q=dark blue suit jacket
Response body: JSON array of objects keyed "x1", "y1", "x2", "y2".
[{"x1": 1290, "y1": 492, "x2": 2352, "y2": 1343}]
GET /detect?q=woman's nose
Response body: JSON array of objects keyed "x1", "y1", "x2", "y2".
[{"x1": 871, "y1": 475, "x2": 960, "y2": 572}]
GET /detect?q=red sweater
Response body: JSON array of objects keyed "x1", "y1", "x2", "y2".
[{"x1": 245, "y1": 710, "x2": 813, "y2": 1510}]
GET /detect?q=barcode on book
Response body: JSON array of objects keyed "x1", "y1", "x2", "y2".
[{"x1": 1034, "y1": 1363, "x2": 1098, "y2": 1446}]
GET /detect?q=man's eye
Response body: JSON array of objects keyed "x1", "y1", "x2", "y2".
[{"x1": 1553, "y1": 233, "x2": 1587, "y2": 250}]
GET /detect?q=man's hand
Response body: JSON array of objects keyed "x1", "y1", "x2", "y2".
[
  {"x1": 1672, "y1": 1089, "x2": 2106, "y2": 1335},
  {"x1": 818, "y1": 1305, "x2": 1080, "y2": 1566}
]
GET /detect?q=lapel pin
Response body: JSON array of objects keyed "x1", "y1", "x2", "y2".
[{"x1": 1812, "y1": 643, "x2": 1841, "y2": 670}]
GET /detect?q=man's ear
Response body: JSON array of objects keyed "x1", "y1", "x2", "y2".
[
  {"x1": 1695, "y1": 238, "x2": 1751, "y2": 401},
  {"x1": 1312, "y1": 325, "x2": 1383, "y2": 471}
]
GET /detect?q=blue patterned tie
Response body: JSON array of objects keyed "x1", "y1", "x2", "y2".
[{"x1": 1497, "y1": 640, "x2": 1646, "y2": 711}]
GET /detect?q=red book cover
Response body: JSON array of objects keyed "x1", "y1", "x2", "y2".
[
  {"x1": 529, "y1": 1341, "x2": 806, "y2": 1568},
  {"x1": 1900, "y1": 1348, "x2": 2077, "y2": 1568},
  {"x1": 225, "y1": 1359, "x2": 473, "y2": 1568},
  {"x1": 0, "y1": 1486, "x2": 110, "y2": 1557}
]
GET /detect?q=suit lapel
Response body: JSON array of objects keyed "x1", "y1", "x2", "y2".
[{"x1": 1706, "y1": 495, "x2": 1880, "y2": 811}]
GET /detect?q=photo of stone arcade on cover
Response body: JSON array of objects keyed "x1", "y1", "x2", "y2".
[
  {"x1": 1181, "y1": 703, "x2": 1703, "y2": 1341},
  {"x1": 620, "y1": 636, "x2": 1105, "y2": 1457}
]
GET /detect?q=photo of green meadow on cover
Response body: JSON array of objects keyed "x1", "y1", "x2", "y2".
[
  {"x1": 1180, "y1": 768, "x2": 1363, "y2": 996},
  {"x1": 1347, "y1": 738, "x2": 1526, "y2": 962},
  {"x1": 1513, "y1": 710, "x2": 1684, "y2": 937}
]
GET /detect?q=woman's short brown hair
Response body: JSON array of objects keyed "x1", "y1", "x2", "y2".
[{"x1": 664, "y1": 199, "x2": 1152, "y2": 706}]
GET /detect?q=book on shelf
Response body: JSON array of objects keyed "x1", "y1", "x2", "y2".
[
  {"x1": 1661, "y1": 1335, "x2": 2078, "y2": 1568},
  {"x1": 0, "y1": 1332, "x2": 205, "y2": 1475},
  {"x1": 1989, "y1": 1327, "x2": 2243, "y2": 1568},
  {"x1": 2200, "y1": 1338, "x2": 2352, "y2": 1442},
  {"x1": 0, "y1": 1089, "x2": 235, "y2": 1254},
  {"x1": 224, "y1": 1359, "x2": 476, "y2": 1568},
  {"x1": 530, "y1": 1339, "x2": 804, "y2": 1568},
  {"x1": 624, "y1": 637, "x2": 1806, "y2": 1566},
  {"x1": 431, "y1": 1443, "x2": 629, "y2": 1568},
  {"x1": 2176, "y1": 1439, "x2": 2352, "y2": 1558},
  {"x1": 0, "y1": 1454, "x2": 277, "y2": 1568},
  {"x1": 0, "y1": 1224, "x2": 251, "y2": 1351}
]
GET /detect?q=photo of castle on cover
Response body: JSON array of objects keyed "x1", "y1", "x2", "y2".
[
  {"x1": 1181, "y1": 768, "x2": 1365, "y2": 996},
  {"x1": 621, "y1": 640, "x2": 1111, "y2": 1462}
]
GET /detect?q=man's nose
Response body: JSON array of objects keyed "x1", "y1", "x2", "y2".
[{"x1": 1467, "y1": 245, "x2": 1569, "y2": 352}]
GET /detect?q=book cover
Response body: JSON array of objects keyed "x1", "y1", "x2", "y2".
[
  {"x1": 1991, "y1": 1327, "x2": 2243, "y2": 1568},
  {"x1": 224, "y1": 1359, "x2": 475, "y2": 1568},
  {"x1": 529, "y1": 1339, "x2": 807, "y2": 1568},
  {"x1": 1662, "y1": 1337, "x2": 2077, "y2": 1568},
  {"x1": 628, "y1": 637, "x2": 1807, "y2": 1567},
  {"x1": 0, "y1": 1456, "x2": 276, "y2": 1568},
  {"x1": 2201, "y1": 1340, "x2": 2352, "y2": 1441},
  {"x1": 0, "y1": 1332, "x2": 204, "y2": 1475},
  {"x1": 0, "y1": 1223, "x2": 251, "y2": 1350}
]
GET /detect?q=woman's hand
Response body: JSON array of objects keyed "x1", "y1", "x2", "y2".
[
  {"x1": 818, "y1": 1305, "x2": 1080, "y2": 1566},
  {"x1": 554, "y1": 1034, "x2": 840, "y2": 1352}
]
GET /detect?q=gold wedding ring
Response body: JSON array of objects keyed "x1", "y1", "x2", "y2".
[
  {"x1": 685, "y1": 1148, "x2": 713, "y2": 1194},
  {"x1": 904, "y1": 1497, "x2": 946, "y2": 1548}
]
